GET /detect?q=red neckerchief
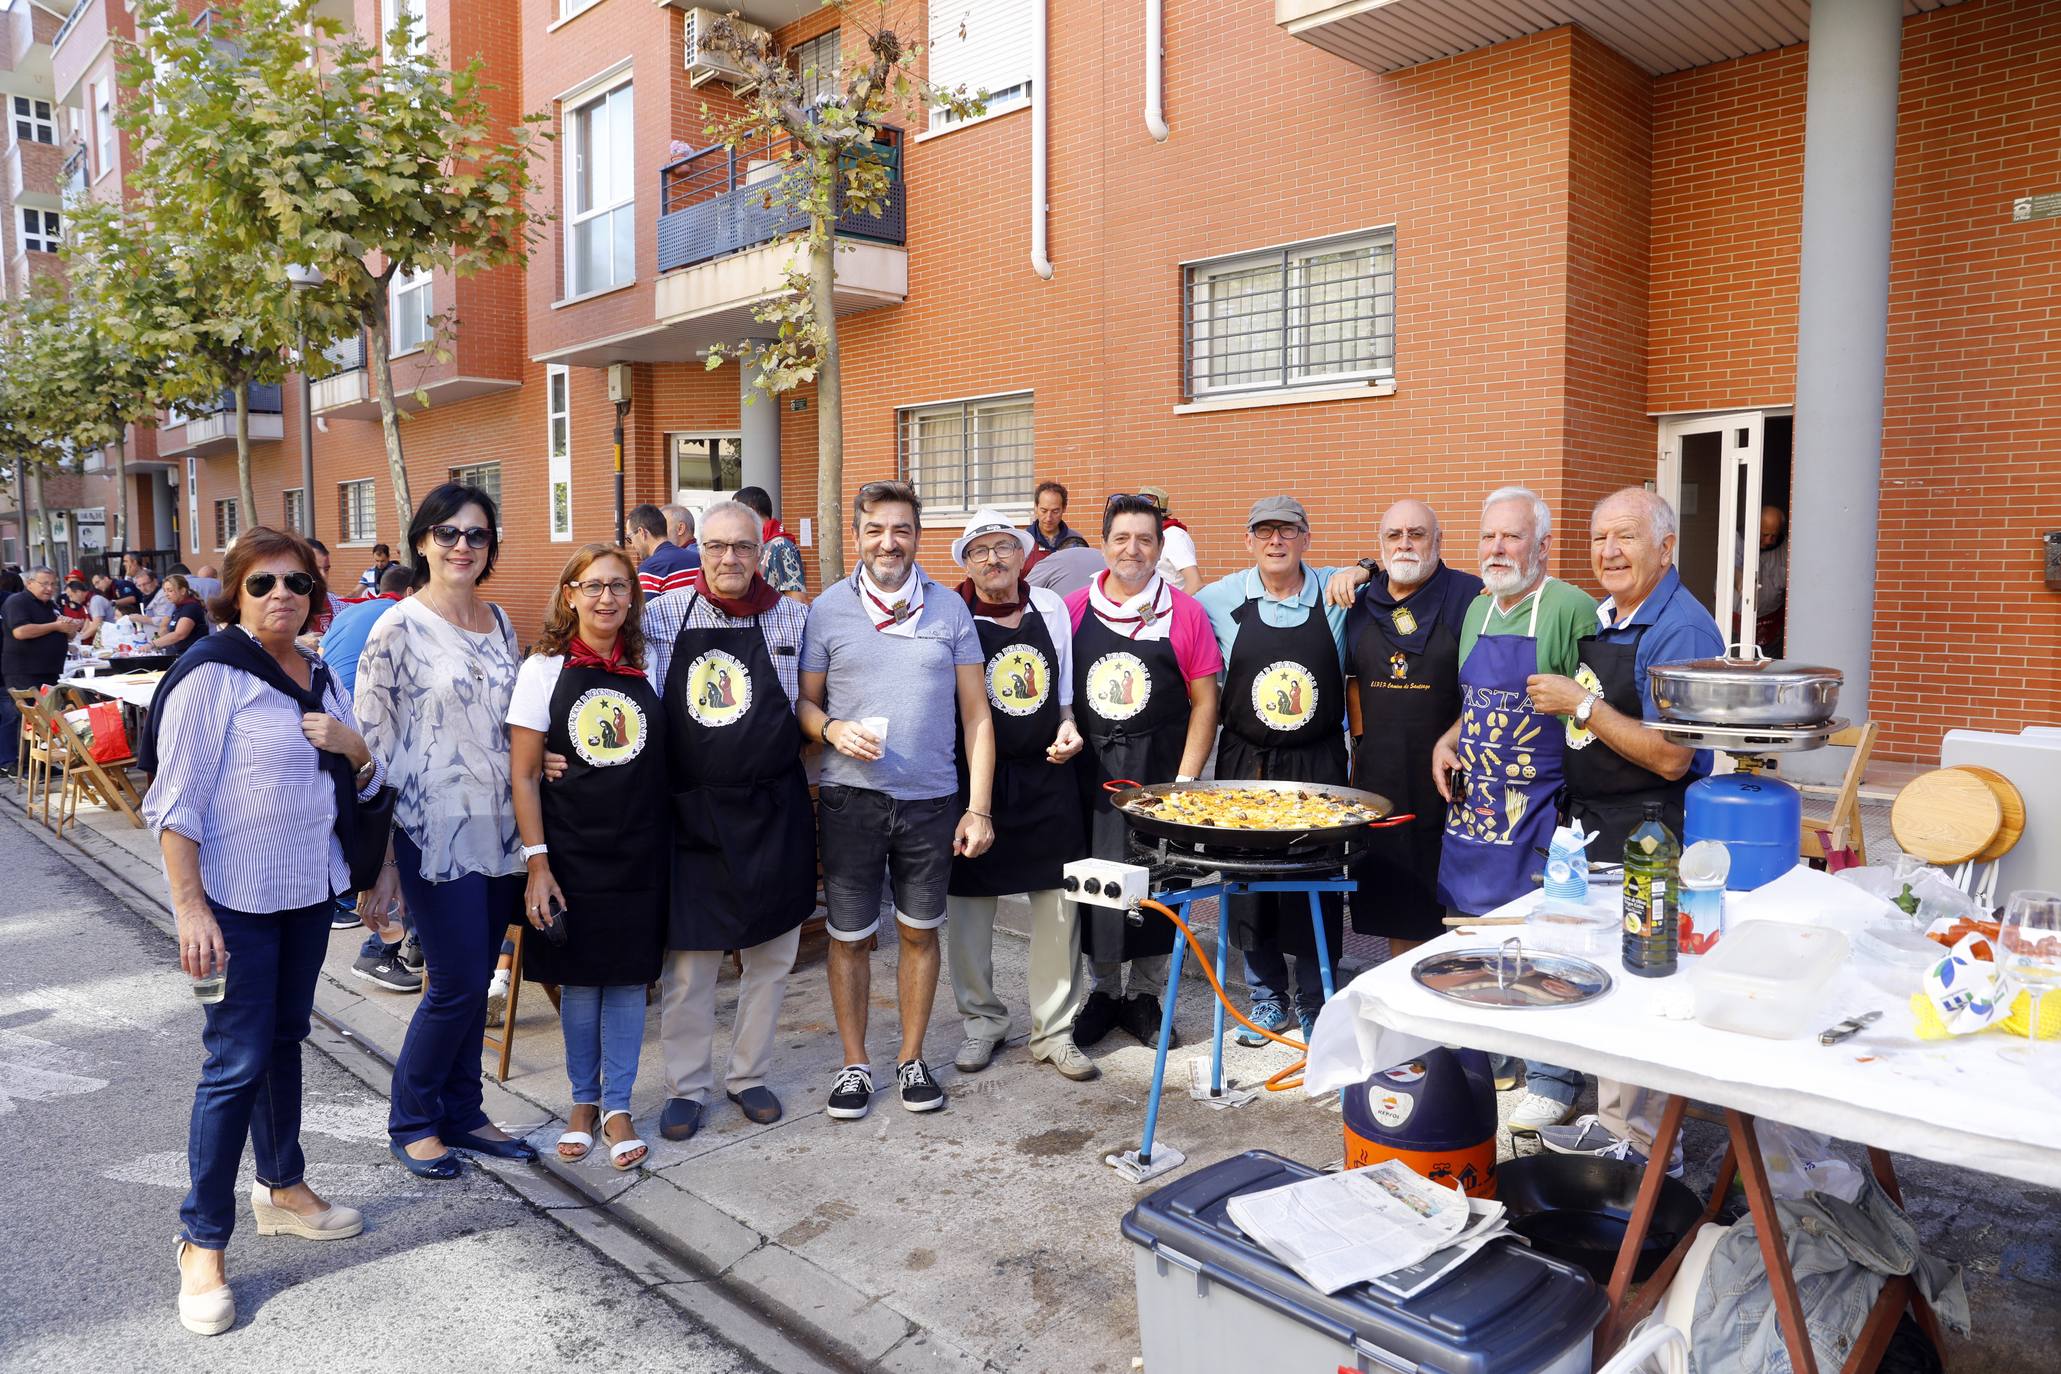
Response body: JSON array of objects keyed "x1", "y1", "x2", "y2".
[
  {"x1": 1161, "y1": 514, "x2": 1190, "y2": 533},
  {"x1": 1092, "y1": 571, "x2": 1169, "y2": 640},
  {"x1": 762, "y1": 516, "x2": 791, "y2": 546},
  {"x1": 956, "y1": 578, "x2": 1029, "y2": 620},
  {"x1": 700, "y1": 574, "x2": 780, "y2": 619},
  {"x1": 565, "y1": 635, "x2": 645, "y2": 679}
]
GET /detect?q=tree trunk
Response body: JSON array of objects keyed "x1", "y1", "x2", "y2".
[
  {"x1": 365, "y1": 298, "x2": 413, "y2": 529},
  {"x1": 810, "y1": 214, "x2": 843, "y2": 586},
  {"x1": 25, "y1": 462, "x2": 44, "y2": 566},
  {"x1": 235, "y1": 387, "x2": 256, "y2": 539},
  {"x1": 108, "y1": 426, "x2": 129, "y2": 555}
]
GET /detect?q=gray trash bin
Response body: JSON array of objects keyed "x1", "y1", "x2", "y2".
[{"x1": 1122, "y1": 1151, "x2": 1606, "y2": 1374}]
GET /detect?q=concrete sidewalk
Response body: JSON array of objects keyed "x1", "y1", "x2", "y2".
[{"x1": 15, "y1": 787, "x2": 2056, "y2": 1372}]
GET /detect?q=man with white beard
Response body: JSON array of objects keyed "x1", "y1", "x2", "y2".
[
  {"x1": 1326, "y1": 500, "x2": 1484, "y2": 955},
  {"x1": 1429, "y1": 487, "x2": 1596, "y2": 1133}
]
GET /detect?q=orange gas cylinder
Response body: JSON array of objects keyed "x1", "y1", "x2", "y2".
[{"x1": 1341, "y1": 1048, "x2": 1499, "y2": 1199}]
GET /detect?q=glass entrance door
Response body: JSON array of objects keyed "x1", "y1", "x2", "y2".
[{"x1": 1657, "y1": 411, "x2": 1765, "y2": 650}]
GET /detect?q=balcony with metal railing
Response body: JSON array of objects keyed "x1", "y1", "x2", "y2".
[{"x1": 158, "y1": 383, "x2": 285, "y2": 455}]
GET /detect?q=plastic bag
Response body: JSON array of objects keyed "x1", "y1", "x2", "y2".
[
  {"x1": 1838, "y1": 861, "x2": 1978, "y2": 925},
  {"x1": 1753, "y1": 1120, "x2": 1866, "y2": 1203}
]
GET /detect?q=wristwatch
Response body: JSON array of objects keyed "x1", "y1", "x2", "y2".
[
  {"x1": 520, "y1": 842, "x2": 550, "y2": 862},
  {"x1": 1573, "y1": 692, "x2": 1600, "y2": 728},
  {"x1": 353, "y1": 758, "x2": 377, "y2": 786},
  {"x1": 1356, "y1": 557, "x2": 1380, "y2": 575}
]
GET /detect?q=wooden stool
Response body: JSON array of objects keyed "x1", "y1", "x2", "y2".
[{"x1": 481, "y1": 923, "x2": 559, "y2": 1083}]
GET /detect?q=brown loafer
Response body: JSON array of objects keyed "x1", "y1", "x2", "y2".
[{"x1": 727, "y1": 1086, "x2": 783, "y2": 1124}]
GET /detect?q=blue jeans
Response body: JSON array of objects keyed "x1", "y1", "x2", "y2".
[
  {"x1": 0, "y1": 688, "x2": 20, "y2": 771},
  {"x1": 352, "y1": 896, "x2": 410, "y2": 958},
  {"x1": 387, "y1": 831, "x2": 525, "y2": 1146},
  {"x1": 180, "y1": 898, "x2": 330, "y2": 1250},
  {"x1": 1244, "y1": 948, "x2": 1334, "y2": 1013},
  {"x1": 559, "y1": 984, "x2": 647, "y2": 1114},
  {"x1": 1525, "y1": 1060, "x2": 1583, "y2": 1106}
]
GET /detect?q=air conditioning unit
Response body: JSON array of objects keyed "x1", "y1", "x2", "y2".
[{"x1": 682, "y1": 6, "x2": 768, "y2": 90}]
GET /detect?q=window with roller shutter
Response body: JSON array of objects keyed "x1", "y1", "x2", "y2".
[{"x1": 926, "y1": 1, "x2": 1033, "y2": 131}]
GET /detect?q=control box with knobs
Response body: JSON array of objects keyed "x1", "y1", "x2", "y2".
[{"x1": 1060, "y1": 859, "x2": 1151, "y2": 910}]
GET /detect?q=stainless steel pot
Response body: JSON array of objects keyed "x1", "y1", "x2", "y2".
[{"x1": 1647, "y1": 646, "x2": 1843, "y2": 726}]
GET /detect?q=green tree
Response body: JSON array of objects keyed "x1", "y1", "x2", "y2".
[
  {"x1": 124, "y1": 0, "x2": 542, "y2": 528},
  {"x1": 698, "y1": 2, "x2": 981, "y2": 584},
  {"x1": 0, "y1": 294, "x2": 85, "y2": 568}
]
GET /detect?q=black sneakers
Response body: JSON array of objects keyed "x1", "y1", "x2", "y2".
[
  {"x1": 1120, "y1": 993, "x2": 1178, "y2": 1049},
  {"x1": 351, "y1": 949, "x2": 423, "y2": 993},
  {"x1": 1073, "y1": 990, "x2": 1121, "y2": 1048},
  {"x1": 897, "y1": 1058, "x2": 945, "y2": 1113},
  {"x1": 826, "y1": 1064, "x2": 874, "y2": 1120}
]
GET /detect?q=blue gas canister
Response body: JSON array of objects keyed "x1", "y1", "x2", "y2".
[
  {"x1": 1341, "y1": 1047, "x2": 1499, "y2": 1198},
  {"x1": 1683, "y1": 773, "x2": 1801, "y2": 890}
]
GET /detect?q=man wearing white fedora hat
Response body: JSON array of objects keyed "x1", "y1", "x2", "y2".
[{"x1": 943, "y1": 510, "x2": 1098, "y2": 1081}]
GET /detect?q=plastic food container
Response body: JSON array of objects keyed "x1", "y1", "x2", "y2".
[
  {"x1": 1692, "y1": 920, "x2": 1849, "y2": 1039},
  {"x1": 1853, "y1": 922, "x2": 1944, "y2": 997}
]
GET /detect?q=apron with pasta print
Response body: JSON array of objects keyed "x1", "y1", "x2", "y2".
[{"x1": 1436, "y1": 584, "x2": 1565, "y2": 916}]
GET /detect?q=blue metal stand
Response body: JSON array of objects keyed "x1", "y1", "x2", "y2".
[{"x1": 1135, "y1": 876, "x2": 1355, "y2": 1168}]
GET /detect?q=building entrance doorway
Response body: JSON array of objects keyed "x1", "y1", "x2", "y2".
[
  {"x1": 668, "y1": 432, "x2": 744, "y2": 526},
  {"x1": 1656, "y1": 409, "x2": 1793, "y2": 655}
]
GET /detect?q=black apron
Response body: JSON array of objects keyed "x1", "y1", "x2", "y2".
[
  {"x1": 1562, "y1": 622, "x2": 1689, "y2": 856},
  {"x1": 1074, "y1": 602, "x2": 1189, "y2": 963},
  {"x1": 1213, "y1": 597, "x2": 1347, "y2": 960},
  {"x1": 952, "y1": 607, "x2": 1085, "y2": 898},
  {"x1": 663, "y1": 597, "x2": 817, "y2": 951},
  {"x1": 1350, "y1": 589, "x2": 1464, "y2": 940},
  {"x1": 527, "y1": 661, "x2": 669, "y2": 987}
]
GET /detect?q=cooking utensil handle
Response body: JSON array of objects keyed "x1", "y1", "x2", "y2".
[
  {"x1": 1366, "y1": 813, "x2": 1417, "y2": 829},
  {"x1": 1724, "y1": 642, "x2": 1769, "y2": 665},
  {"x1": 1495, "y1": 936, "x2": 1524, "y2": 990},
  {"x1": 1102, "y1": 778, "x2": 1142, "y2": 794}
]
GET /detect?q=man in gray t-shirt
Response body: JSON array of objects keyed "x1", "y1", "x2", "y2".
[{"x1": 799, "y1": 481, "x2": 996, "y2": 1120}]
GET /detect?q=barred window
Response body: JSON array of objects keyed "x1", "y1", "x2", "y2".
[
  {"x1": 283, "y1": 488, "x2": 307, "y2": 534},
  {"x1": 339, "y1": 479, "x2": 377, "y2": 543},
  {"x1": 450, "y1": 462, "x2": 503, "y2": 517},
  {"x1": 794, "y1": 29, "x2": 840, "y2": 104},
  {"x1": 1183, "y1": 230, "x2": 1395, "y2": 400},
  {"x1": 214, "y1": 498, "x2": 241, "y2": 550},
  {"x1": 896, "y1": 392, "x2": 1033, "y2": 514}
]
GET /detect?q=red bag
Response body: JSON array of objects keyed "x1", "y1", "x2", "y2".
[{"x1": 84, "y1": 700, "x2": 130, "y2": 763}]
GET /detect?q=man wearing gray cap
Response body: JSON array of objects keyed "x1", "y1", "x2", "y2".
[{"x1": 1195, "y1": 497, "x2": 1354, "y2": 1044}]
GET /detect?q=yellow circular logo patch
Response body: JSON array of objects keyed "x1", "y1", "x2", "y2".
[
  {"x1": 1085, "y1": 651, "x2": 1151, "y2": 722},
  {"x1": 570, "y1": 687, "x2": 648, "y2": 767},
  {"x1": 684, "y1": 649, "x2": 753, "y2": 729},
  {"x1": 1565, "y1": 662, "x2": 1604, "y2": 750},
  {"x1": 986, "y1": 645, "x2": 1052, "y2": 718},
  {"x1": 1249, "y1": 660, "x2": 1319, "y2": 731}
]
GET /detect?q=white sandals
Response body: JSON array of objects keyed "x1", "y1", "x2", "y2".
[
  {"x1": 557, "y1": 1103, "x2": 600, "y2": 1162},
  {"x1": 601, "y1": 1109, "x2": 647, "y2": 1171}
]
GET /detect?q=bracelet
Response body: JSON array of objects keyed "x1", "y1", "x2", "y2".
[
  {"x1": 381, "y1": 859, "x2": 398, "y2": 869},
  {"x1": 965, "y1": 808, "x2": 991, "y2": 819},
  {"x1": 823, "y1": 717, "x2": 841, "y2": 741}
]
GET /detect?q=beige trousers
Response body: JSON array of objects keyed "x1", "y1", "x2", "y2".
[
  {"x1": 945, "y1": 889, "x2": 1087, "y2": 1057},
  {"x1": 1597, "y1": 1078, "x2": 1667, "y2": 1155},
  {"x1": 658, "y1": 926, "x2": 802, "y2": 1102}
]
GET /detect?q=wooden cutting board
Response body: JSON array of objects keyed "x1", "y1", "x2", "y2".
[
  {"x1": 1957, "y1": 765, "x2": 2026, "y2": 861},
  {"x1": 1891, "y1": 767, "x2": 2004, "y2": 865}
]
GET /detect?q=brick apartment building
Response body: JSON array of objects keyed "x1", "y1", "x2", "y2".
[{"x1": 2, "y1": 0, "x2": 2056, "y2": 764}]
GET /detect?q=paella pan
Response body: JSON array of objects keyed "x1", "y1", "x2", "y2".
[{"x1": 1103, "y1": 778, "x2": 1413, "y2": 851}]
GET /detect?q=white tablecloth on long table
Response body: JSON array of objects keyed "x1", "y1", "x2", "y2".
[
  {"x1": 63, "y1": 672, "x2": 162, "y2": 712},
  {"x1": 1306, "y1": 864, "x2": 2061, "y2": 1190}
]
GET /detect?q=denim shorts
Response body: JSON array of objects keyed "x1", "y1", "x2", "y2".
[{"x1": 818, "y1": 785, "x2": 957, "y2": 940}]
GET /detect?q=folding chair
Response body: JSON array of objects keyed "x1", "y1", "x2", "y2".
[
  {"x1": 42, "y1": 691, "x2": 144, "y2": 835},
  {"x1": 1800, "y1": 721, "x2": 1877, "y2": 868}
]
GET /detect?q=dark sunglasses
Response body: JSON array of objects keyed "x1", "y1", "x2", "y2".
[
  {"x1": 429, "y1": 524, "x2": 493, "y2": 550},
  {"x1": 244, "y1": 571, "x2": 315, "y2": 597}
]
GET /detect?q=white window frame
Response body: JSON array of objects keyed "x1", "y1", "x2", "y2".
[
  {"x1": 670, "y1": 432, "x2": 744, "y2": 496},
  {"x1": 896, "y1": 391, "x2": 1035, "y2": 517},
  {"x1": 384, "y1": 0, "x2": 427, "y2": 62},
  {"x1": 562, "y1": 75, "x2": 635, "y2": 301},
  {"x1": 338, "y1": 479, "x2": 377, "y2": 545},
  {"x1": 557, "y1": 0, "x2": 600, "y2": 22},
  {"x1": 283, "y1": 487, "x2": 307, "y2": 534},
  {"x1": 20, "y1": 207, "x2": 60, "y2": 254},
  {"x1": 13, "y1": 96, "x2": 56, "y2": 145},
  {"x1": 547, "y1": 364, "x2": 573, "y2": 542},
  {"x1": 91, "y1": 78, "x2": 113, "y2": 177},
  {"x1": 1183, "y1": 228, "x2": 1397, "y2": 401},
  {"x1": 924, "y1": 0, "x2": 1034, "y2": 134},
  {"x1": 389, "y1": 267, "x2": 432, "y2": 356},
  {"x1": 793, "y1": 29, "x2": 840, "y2": 104},
  {"x1": 214, "y1": 497, "x2": 241, "y2": 551}
]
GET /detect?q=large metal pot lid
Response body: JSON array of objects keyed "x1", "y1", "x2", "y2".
[
  {"x1": 1411, "y1": 940, "x2": 1614, "y2": 1009},
  {"x1": 1653, "y1": 646, "x2": 1842, "y2": 684}
]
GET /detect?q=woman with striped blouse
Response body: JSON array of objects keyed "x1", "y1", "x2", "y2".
[{"x1": 142, "y1": 527, "x2": 386, "y2": 1336}]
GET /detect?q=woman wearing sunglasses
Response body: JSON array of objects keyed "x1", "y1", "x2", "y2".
[
  {"x1": 138, "y1": 527, "x2": 386, "y2": 1335},
  {"x1": 353, "y1": 482, "x2": 538, "y2": 1178},
  {"x1": 508, "y1": 545, "x2": 667, "y2": 1168}
]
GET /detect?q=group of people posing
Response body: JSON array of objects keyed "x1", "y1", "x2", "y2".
[{"x1": 143, "y1": 469, "x2": 1724, "y2": 1337}]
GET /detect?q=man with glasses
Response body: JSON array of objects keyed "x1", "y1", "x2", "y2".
[
  {"x1": 942, "y1": 509, "x2": 1096, "y2": 1081},
  {"x1": 4, "y1": 567, "x2": 90, "y2": 695},
  {"x1": 636, "y1": 501, "x2": 817, "y2": 1138},
  {"x1": 798, "y1": 481, "x2": 996, "y2": 1119},
  {"x1": 1067, "y1": 495, "x2": 1221, "y2": 1049},
  {"x1": 1195, "y1": 497, "x2": 1353, "y2": 1045}
]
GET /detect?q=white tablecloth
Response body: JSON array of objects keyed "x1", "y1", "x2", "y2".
[
  {"x1": 1306, "y1": 865, "x2": 2061, "y2": 1191},
  {"x1": 64, "y1": 673, "x2": 161, "y2": 712}
]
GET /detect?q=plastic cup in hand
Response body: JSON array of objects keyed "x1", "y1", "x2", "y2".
[
  {"x1": 190, "y1": 952, "x2": 229, "y2": 1006},
  {"x1": 376, "y1": 905, "x2": 405, "y2": 944},
  {"x1": 859, "y1": 716, "x2": 890, "y2": 747}
]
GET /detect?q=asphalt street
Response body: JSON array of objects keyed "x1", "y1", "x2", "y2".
[{"x1": 0, "y1": 828, "x2": 776, "y2": 1373}]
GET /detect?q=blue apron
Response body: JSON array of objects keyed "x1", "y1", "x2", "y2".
[{"x1": 1435, "y1": 583, "x2": 1565, "y2": 916}]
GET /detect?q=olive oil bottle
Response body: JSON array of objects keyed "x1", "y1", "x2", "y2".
[{"x1": 1622, "y1": 802, "x2": 1680, "y2": 978}]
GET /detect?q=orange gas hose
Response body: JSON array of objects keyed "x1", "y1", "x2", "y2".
[{"x1": 1139, "y1": 898, "x2": 1313, "y2": 1092}]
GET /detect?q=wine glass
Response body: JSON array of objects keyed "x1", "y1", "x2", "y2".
[{"x1": 1998, "y1": 890, "x2": 2061, "y2": 1067}]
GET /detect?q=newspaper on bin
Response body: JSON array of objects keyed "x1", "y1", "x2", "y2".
[{"x1": 1224, "y1": 1160, "x2": 1509, "y2": 1295}]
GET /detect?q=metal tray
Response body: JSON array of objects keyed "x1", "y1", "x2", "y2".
[
  {"x1": 1641, "y1": 717, "x2": 1848, "y2": 755},
  {"x1": 1105, "y1": 778, "x2": 1409, "y2": 851},
  {"x1": 1411, "y1": 940, "x2": 1614, "y2": 1009}
]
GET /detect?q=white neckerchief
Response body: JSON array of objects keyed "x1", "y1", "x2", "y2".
[
  {"x1": 1087, "y1": 570, "x2": 1172, "y2": 642},
  {"x1": 858, "y1": 563, "x2": 925, "y2": 639}
]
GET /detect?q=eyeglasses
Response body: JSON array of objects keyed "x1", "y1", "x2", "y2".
[
  {"x1": 700, "y1": 539, "x2": 761, "y2": 561},
  {"x1": 568, "y1": 578, "x2": 633, "y2": 599},
  {"x1": 964, "y1": 541, "x2": 1021, "y2": 564},
  {"x1": 428, "y1": 524, "x2": 493, "y2": 550},
  {"x1": 1250, "y1": 522, "x2": 1307, "y2": 542},
  {"x1": 244, "y1": 571, "x2": 315, "y2": 597}
]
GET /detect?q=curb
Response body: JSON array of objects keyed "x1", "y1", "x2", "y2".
[{"x1": 3, "y1": 803, "x2": 988, "y2": 1374}]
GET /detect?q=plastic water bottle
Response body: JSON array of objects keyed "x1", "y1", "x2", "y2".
[{"x1": 1623, "y1": 802, "x2": 1680, "y2": 978}]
